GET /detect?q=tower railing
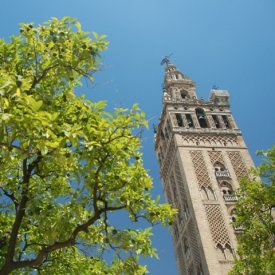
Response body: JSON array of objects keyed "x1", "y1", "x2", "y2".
[
  {"x1": 215, "y1": 170, "x2": 231, "y2": 178},
  {"x1": 233, "y1": 225, "x2": 244, "y2": 233},
  {"x1": 223, "y1": 194, "x2": 237, "y2": 202}
]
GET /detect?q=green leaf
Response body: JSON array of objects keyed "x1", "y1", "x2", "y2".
[{"x1": 93, "y1": 32, "x2": 99, "y2": 39}]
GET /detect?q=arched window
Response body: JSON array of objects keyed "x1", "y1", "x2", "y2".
[
  {"x1": 214, "y1": 162, "x2": 225, "y2": 172},
  {"x1": 196, "y1": 108, "x2": 209, "y2": 128},
  {"x1": 197, "y1": 265, "x2": 204, "y2": 275},
  {"x1": 166, "y1": 120, "x2": 172, "y2": 132},
  {"x1": 173, "y1": 224, "x2": 179, "y2": 239},
  {"x1": 160, "y1": 130, "x2": 165, "y2": 140},
  {"x1": 175, "y1": 113, "x2": 184, "y2": 127},
  {"x1": 201, "y1": 186, "x2": 208, "y2": 200},
  {"x1": 230, "y1": 208, "x2": 236, "y2": 223},
  {"x1": 180, "y1": 89, "x2": 189, "y2": 99},
  {"x1": 188, "y1": 266, "x2": 195, "y2": 275},
  {"x1": 207, "y1": 187, "x2": 216, "y2": 200},
  {"x1": 164, "y1": 126, "x2": 169, "y2": 139},
  {"x1": 212, "y1": 115, "x2": 221, "y2": 128},
  {"x1": 158, "y1": 153, "x2": 162, "y2": 166},
  {"x1": 216, "y1": 244, "x2": 226, "y2": 261},
  {"x1": 184, "y1": 238, "x2": 191, "y2": 259},
  {"x1": 186, "y1": 114, "x2": 194, "y2": 128},
  {"x1": 183, "y1": 203, "x2": 189, "y2": 219},
  {"x1": 201, "y1": 186, "x2": 216, "y2": 200},
  {"x1": 224, "y1": 244, "x2": 234, "y2": 260},
  {"x1": 214, "y1": 162, "x2": 231, "y2": 178},
  {"x1": 178, "y1": 209, "x2": 185, "y2": 226},
  {"x1": 222, "y1": 115, "x2": 231, "y2": 129},
  {"x1": 220, "y1": 181, "x2": 233, "y2": 196},
  {"x1": 220, "y1": 181, "x2": 237, "y2": 202}
]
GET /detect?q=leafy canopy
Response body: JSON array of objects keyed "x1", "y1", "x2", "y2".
[
  {"x1": 0, "y1": 17, "x2": 175, "y2": 274},
  {"x1": 230, "y1": 145, "x2": 275, "y2": 275}
]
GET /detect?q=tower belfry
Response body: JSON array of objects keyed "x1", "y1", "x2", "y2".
[{"x1": 154, "y1": 63, "x2": 254, "y2": 274}]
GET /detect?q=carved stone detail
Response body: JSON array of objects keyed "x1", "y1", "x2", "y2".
[
  {"x1": 165, "y1": 183, "x2": 173, "y2": 206},
  {"x1": 227, "y1": 151, "x2": 249, "y2": 182},
  {"x1": 208, "y1": 151, "x2": 225, "y2": 166},
  {"x1": 206, "y1": 115, "x2": 216, "y2": 128},
  {"x1": 188, "y1": 219, "x2": 202, "y2": 265},
  {"x1": 204, "y1": 204, "x2": 231, "y2": 247},
  {"x1": 176, "y1": 244, "x2": 186, "y2": 274},
  {"x1": 190, "y1": 151, "x2": 211, "y2": 188},
  {"x1": 174, "y1": 159, "x2": 187, "y2": 202},
  {"x1": 182, "y1": 134, "x2": 239, "y2": 146},
  {"x1": 170, "y1": 173, "x2": 180, "y2": 209},
  {"x1": 161, "y1": 140, "x2": 176, "y2": 180}
]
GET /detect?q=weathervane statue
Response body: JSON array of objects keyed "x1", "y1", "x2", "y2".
[{"x1": 161, "y1": 53, "x2": 173, "y2": 66}]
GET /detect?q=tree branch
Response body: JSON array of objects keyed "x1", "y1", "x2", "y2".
[
  {"x1": 0, "y1": 187, "x2": 19, "y2": 209},
  {"x1": 1, "y1": 154, "x2": 43, "y2": 274},
  {"x1": 30, "y1": 64, "x2": 59, "y2": 90}
]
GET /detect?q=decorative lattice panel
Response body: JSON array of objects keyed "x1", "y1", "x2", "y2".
[
  {"x1": 187, "y1": 219, "x2": 202, "y2": 265},
  {"x1": 176, "y1": 244, "x2": 186, "y2": 274},
  {"x1": 170, "y1": 173, "x2": 180, "y2": 209},
  {"x1": 204, "y1": 204, "x2": 231, "y2": 247},
  {"x1": 188, "y1": 266, "x2": 194, "y2": 275},
  {"x1": 161, "y1": 140, "x2": 176, "y2": 180},
  {"x1": 165, "y1": 183, "x2": 173, "y2": 206},
  {"x1": 174, "y1": 159, "x2": 187, "y2": 202},
  {"x1": 182, "y1": 134, "x2": 238, "y2": 146},
  {"x1": 227, "y1": 151, "x2": 249, "y2": 181},
  {"x1": 190, "y1": 151, "x2": 211, "y2": 188},
  {"x1": 160, "y1": 138, "x2": 167, "y2": 152},
  {"x1": 208, "y1": 151, "x2": 225, "y2": 166}
]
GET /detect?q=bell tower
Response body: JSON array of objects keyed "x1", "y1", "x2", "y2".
[{"x1": 154, "y1": 63, "x2": 254, "y2": 274}]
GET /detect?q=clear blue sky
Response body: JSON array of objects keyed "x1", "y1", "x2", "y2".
[{"x1": 1, "y1": 0, "x2": 274, "y2": 274}]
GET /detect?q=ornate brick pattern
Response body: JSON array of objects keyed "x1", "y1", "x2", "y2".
[
  {"x1": 174, "y1": 159, "x2": 187, "y2": 202},
  {"x1": 188, "y1": 219, "x2": 202, "y2": 265},
  {"x1": 204, "y1": 204, "x2": 231, "y2": 247},
  {"x1": 182, "y1": 134, "x2": 238, "y2": 146},
  {"x1": 170, "y1": 173, "x2": 180, "y2": 208},
  {"x1": 161, "y1": 140, "x2": 176, "y2": 180},
  {"x1": 165, "y1": 183, "x2": 173, "y2": 206},
  {"x1": 208, "y1": 151, "x2": 225, "y2": 166},
  {"x1": 176, "y1": 244, "x2": 186, "y2": 274},
  {"x1": 190, "y1": 151, "x2": 211, "y2": 188},
  {"x1": 227, "y1": 151, "x2": 249, "y2": 181}
]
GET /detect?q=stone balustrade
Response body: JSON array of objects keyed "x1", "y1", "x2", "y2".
[
  {"x1": 223, "y1": 194, "x2": 237, "y2": 202},
  {"x1": 215, "y1": 170, "x2": 231, "y2": 178}
]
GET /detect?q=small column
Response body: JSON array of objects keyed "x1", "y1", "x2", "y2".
[
  {"x1": 182, "y1": 114, "x2": 189, "y2": 128},
  {"x1": 191, "y1": 113, "x2": 200, "y2": 128},
  {"x1": 207, "y1": 114, "x2": 216, "y2": 128},
  {"x1": 218, "y1": 115, "x2": 226, "y2": 129}
]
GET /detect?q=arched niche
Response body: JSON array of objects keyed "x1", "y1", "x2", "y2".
[
  {"x1": 219, "y1": 181, "x2": 233, "y2": 196},
  {"x1": 200, "y1": 186, "x2": 216, "y2": 200},
  {"x1": 224, "y1": 244, "x2": 234, "y2": 260},
  {"x1": 195, "y1": 108, "x2": 209, "y2": 128},
  {"x1": 180, "y1": 89, "x2": 189, "y2": 99},
  {"x1": 216, "y1": 244, "x2": 226, "y2": 261},
  {"x1": 214, "y1": 161, "x2": 225, "y2": 172}
]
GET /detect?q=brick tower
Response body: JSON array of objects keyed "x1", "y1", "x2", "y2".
[{"x1": 154, "y1": 63, "x2": 254, "y2": 275}]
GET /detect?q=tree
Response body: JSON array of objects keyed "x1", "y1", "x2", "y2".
[
  {"x1": 0, "y1": 17, "x2": 175, "y2": 274},
  {"x1": 230, "y1": 146, "x2": 275, "y2": 275}
]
